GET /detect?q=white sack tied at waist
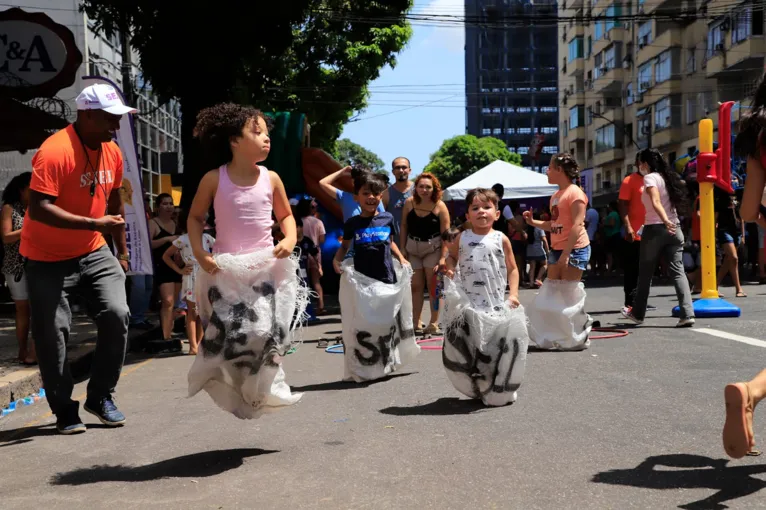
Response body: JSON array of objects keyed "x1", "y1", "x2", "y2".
[
  {"x1": 527, "y1": 279, "x2": 592, "y2": 351},
  {"x1": 339, "y1": 259, "x2": 420, "y2": 382},
  {"x1": 440, "y1": 277, "x2": 529, "y2": 406},
  {"x1": 188, "y1": 248, "x2": 310, "y2": 419}
]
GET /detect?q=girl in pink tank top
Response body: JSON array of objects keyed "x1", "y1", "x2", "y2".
[
  {"x1": 186, "y1": 106, "x2": 296, "y2": 271},
  {"x1": 184, "y1": 104, "x2": 306, "y2": 419}
]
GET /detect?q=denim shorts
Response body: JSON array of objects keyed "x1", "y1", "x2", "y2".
[
  {"x1": 717, "y1": 232, "x2": 741, "y2": 245},
  {"x1": 548, "y1": 245, "x2": 591, "y2": 271}
]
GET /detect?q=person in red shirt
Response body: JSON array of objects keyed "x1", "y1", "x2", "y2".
[{"x1": 21, "y1": 84, "x2": 135, "y2": 435}]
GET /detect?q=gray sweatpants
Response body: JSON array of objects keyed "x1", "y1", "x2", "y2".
[
  {"x1": 632, "y1": 224, "x2": 694, "y2": 321},
  {"x1": 26, "y1": 245, "x2": 130, "y2": 416}
]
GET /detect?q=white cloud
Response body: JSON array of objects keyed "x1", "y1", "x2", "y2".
[{"x1": 417, "y1": 0, "x2": 465, "y2": 53}]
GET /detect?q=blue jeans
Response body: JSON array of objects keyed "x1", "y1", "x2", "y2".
[
  {"x1": 548, "y1": 245, "x2": 592, "y2": 271},
  {"x1": 129, "y1": 274, "x2": 153, "y2": 324}
]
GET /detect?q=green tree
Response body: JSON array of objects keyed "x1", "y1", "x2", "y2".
[
  {"x1": 81, "y1": 1, "x2": 413, "y2": 209},
  {"x1": 424, "y1": 135, "x2": 523, "y2": 187},
  {"x1": 333, "y1": 139, "x2": 386, "y2": 173}
]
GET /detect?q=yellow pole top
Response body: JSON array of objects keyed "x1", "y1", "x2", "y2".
[{"x1": 699, "y1": 118, "x2": 713, "y2": 153}]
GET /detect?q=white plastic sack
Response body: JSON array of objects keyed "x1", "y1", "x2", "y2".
[
  {"x1": 338, "y1": 258, "x2": 420, "y2": 382},
  {"x1": 527, "y1": 279, "x2": 592, "y2": 351},
  {"x1": 188, "y1": 248, "x2": 310, "y2": 419},
  {"x1": 440, "y1": 277, "x2": 529, "y2": 406}
]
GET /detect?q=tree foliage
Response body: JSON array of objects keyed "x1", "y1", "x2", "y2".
[
  {"x1": 81, "y1": 0, "x2": 413, "y2": 208},
  {"x1": 333, "y1": 138, "x2": 385, "y2": 173},
  {"x1": 424, "y1": 135, "x2": 523, "y2": 187}
]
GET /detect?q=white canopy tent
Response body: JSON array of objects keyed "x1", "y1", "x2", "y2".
[{"x1": 443, "y1": 160, "x2": 558, "y2": 201}]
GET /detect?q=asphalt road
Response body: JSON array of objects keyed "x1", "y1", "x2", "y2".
[{"x1": 1, "y1": 282, "x2": 766, "y2": 509}]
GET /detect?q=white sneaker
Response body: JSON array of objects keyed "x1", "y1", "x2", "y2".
[{"x1": 676, "y1": 317, "x2": 695, "y2": 328}]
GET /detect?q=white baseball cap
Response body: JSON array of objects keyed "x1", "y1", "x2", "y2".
[{"x1": 76, "y1": 83, "x2": 138, "y2": 116}]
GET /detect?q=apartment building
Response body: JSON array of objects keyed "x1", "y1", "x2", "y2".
[
  {"x1": 465, "y1": 0, "x2": 559, "y2": 170},
  {"x1": 558, "y1": 0, "x2": 764, "y2": 205}
]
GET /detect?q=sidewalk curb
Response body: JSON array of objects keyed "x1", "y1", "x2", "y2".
[{"x1": 0, "y1": 317, "x2": 184, "y2": 410}]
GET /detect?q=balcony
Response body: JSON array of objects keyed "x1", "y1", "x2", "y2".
[
  {"x1": 636, "y1": 26, "x2": 682, "y2": 66},
  {"x1": 652, "y1": 76, "x2": 683, "y2": 98},
  {"x1": 706, "y1": 37, "x2": 766, "y2": 78},
  {"x1": 568, "y1": 57, "x2": 585, "y2": 76},
  {"x1": 639, "y1": 0, "x2": 682, "y2": 15},
  {"x1": 593, "y1": 66, "x2": 624, "y2": 93},
  {"x1": 652, "y1": 126, "x2": 683, "y2": 149},
  {"x1": 591, "y1": 107, "x2": 624, "y2": 129},
  {"x1": 593, "y1": 146, "x2": 625, "y2": 167},
  {"x1": 568, "y1": 126, "x2": 587, "y2": 142},
  {"x1": 593, "y1": 27, "x2": 626, "y2": 56}
]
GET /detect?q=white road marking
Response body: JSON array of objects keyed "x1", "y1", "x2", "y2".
[{"x1": 695, "y1": 328, "x2": 766, "y2": 348}]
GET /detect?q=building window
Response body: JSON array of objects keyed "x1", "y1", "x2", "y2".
[
  {"x1": 604, "y1": 45, "x2": 617, "y2": 70},
  {"x1": 606, "y1": 4, "x2": 622, "y2": 31},
  {"x1": 569, "y1": 37, "x2": 584, "y2": 62},
  {"x1": 594, "y1": 53, "x2": 603, "y2": 79},
  {"x1": 518, "y1": 127, "x2": 532, "y2": 134},
  {"x1": 655, "y1": 50, "x2": 671, "y2": 83},
  {"x1": 541, "y1": 126, "x2": 558, "y2": 134},
  {"x1": 686, "y1": 96, "x2": 697, "y2": 124},
  {"x1": 638, "y1": 21, "x2": 652, "y2": 47},
  {"x1": 570, "y1": 105, "x2": 585, "y2": 129},
  {"x1": 587, "y1": 106, "x2": 593, "y2": 125},
  {"x1": 654, "y1": 97, "x2": 671, "y2": 130},
  {"x1": 562, "y1": 120, "x2": 569, "y2": 136},
  {"x1": 586, "y1": 36, "x2": 592, "y2": 58},
  {"x1": 707, "y1": 23, "x2": 723, "y2": 58},
  {"x1": 686, "y1": 48, "x2": 696, "y2": 73},
  {"x1": 626, "y1": 82, "x2": 634, "y2": 105},
  {"x1": 493, "y1": 128, "x2": 502, "y2": 135},
  {"x1": 732, "y1": 9, "x2": 751, "y2": 44},
  {"x1": 594, "y1": 20, "x2": 604, "y2": 41},
  {"x1": 638, "y1": 62, "x2": 652, "y2": 92},
  {"x1": 638, "y1": 115, "x2": 651, "y2": 140},
  {"x1": 595, "y1": 124, "x2": 616, "y2": 153},
  {"x1": 517, "y1": 147, "x2": 529, "y2": 155},
  {"x1": 543, "y1": 146, "x2": 558, "y2": 154},
  {"x1": 482, "y1": 128, "x2": 491, "y2": 135},
  {"x1": 588, "y1": 141, "x2": 593, "y2": 158}
]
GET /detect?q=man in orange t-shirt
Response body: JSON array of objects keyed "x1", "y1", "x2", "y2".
[
  {"x1": 21, "y1": 83, "x2": 136, "y2": 435},
  {"x1": 618, "y1": 161, "x2": 647, "y2": 310}
]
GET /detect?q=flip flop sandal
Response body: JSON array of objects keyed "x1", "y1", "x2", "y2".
[
  {"x1": 736, "y1": 292, "x2": 748, "y2": 298},
  {"x1": 723, "y1": 383, "x2": 754, "y2": 459},
  {"x1": 317, "y1": 340, "x2": 329, "y2": 348}
]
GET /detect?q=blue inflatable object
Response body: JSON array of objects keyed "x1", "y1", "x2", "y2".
[{"x1": 672, "y1": 298, "x2": 741, "y2": 318}]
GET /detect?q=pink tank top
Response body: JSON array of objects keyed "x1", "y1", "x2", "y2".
[{"x1": 213, "y1": 165, "x2": 274, "y2": 254}]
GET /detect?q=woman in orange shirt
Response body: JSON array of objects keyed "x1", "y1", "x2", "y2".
[{"x1": 524, "y1": 153, "x2": 590, "y2": 282}]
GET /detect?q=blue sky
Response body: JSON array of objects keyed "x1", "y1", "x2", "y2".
[{"x1": 339, "y1": 0, "x2": 465, "y2": 177}]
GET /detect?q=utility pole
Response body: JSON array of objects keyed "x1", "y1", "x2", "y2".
[{"x1": 119, "y1": 14, "x2": 133, "y2": 109}]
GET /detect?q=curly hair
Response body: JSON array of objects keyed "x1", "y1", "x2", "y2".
[
  {"x1": 413, "y1": 172, "x2": 443, "y2": 204},
  {"x1": 735, "y1": 72, "x2": 766, "y2": 159},
  {"x1": 551, "y1": 152, "x2": 580, "y2": 184},
  {"x1": 193, "y1": 103, "x2": 272, "y2": 167},
  {"x1": 638, "y1": 148, "x2": 689, "y2": 214},
  {"x1": 2, "y1": 172, "x2": 31, "y2": 205}
]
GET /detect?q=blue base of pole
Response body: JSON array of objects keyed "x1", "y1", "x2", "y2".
[{"x1": 672, "y1": 298, "x2": 741, "y2": 318}]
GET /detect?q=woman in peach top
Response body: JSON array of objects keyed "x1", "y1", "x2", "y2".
[{"x1": 524, "y1": 153, "x2": 590, "y2": 281}]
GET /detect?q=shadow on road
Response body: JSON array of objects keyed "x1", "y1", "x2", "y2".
[
  {"x1": 592, "y1": 453, "x2": 766, "y2": 509},
  {"x1": 50, "y1": 448, "x2": 277, "y2": 486},
  {"x1": 379, "y1": 397, "x2": 488, "y2": 416},
  {"x1": 291, "y1": 372, "x2": 414, "y2": 393},
  {"x1": 0, "y1": 424, "x2": 58, "y2": 446}
]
